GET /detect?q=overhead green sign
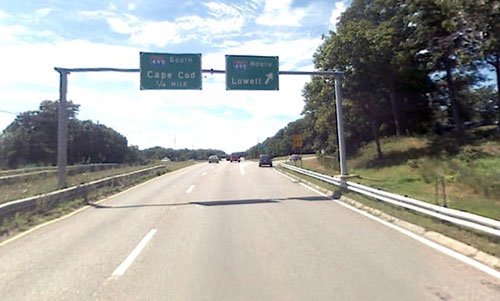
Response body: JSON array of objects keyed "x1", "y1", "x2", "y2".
[
  {"x1": 225, "y1": 55, "x2": 279, "y2": 90},
  {"x1": 140, "y1": 52, "x2": 202, "y2": 90}
]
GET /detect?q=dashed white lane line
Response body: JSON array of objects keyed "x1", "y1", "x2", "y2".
[
  {"x1": 112, "y1": 229, "x2": 157, "y2": 277},
  {"x1": 239, "y1": 163, "x2": 246, "y2": 175},
  {"x1": 202, "y1": 172, "x2": 207, "y2": 176},
  {"x1": 185, "y1": 184, "x2": 195, "y2": 194}
]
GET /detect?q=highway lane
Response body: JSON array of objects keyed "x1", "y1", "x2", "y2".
[{"x1": 0, "y1": 160, "x2": 499, "y2": 300}]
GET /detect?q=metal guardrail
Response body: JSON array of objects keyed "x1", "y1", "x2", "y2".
[
  {"x1": 0, "y1": 165, "x2": 165, "y2": 222},
  {"x1": 0, "y1": 163, "x2": 121, "y2": 185},
  {"x1": 281, "y1": 163, "x2": 500, "y2": 237}
]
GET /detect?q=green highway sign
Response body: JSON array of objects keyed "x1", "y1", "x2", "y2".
[
  {"x1": 225, "y1": 55, "x2": 279, "y2": 90},
  {"x1": 140, "y1": 52, "x2": 202, "y2": 90}
]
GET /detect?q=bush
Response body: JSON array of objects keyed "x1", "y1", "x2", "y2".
[
  {"x1": 416, "y1": 158, "x2": 445, "y2": 183},
  {"x1": 318, "y1": 154, "x2": 340, "y2": 171},
  {"x1": 406, "y1": 159, "x2": 420, "y2": 169},
  {"x1": 450, "y1": 160, "x2": 500, "y2": 198}
]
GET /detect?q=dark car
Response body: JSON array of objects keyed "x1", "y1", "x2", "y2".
[
  {"x1": 259, "y1": 155, "x2": 272, "y2": 167},
  {"x1": 230, "y1": 153, "x2": 240, "y2": 162}
]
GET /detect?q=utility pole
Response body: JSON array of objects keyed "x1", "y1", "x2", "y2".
[
  {"x1": 56, "y1": 69, "x2": 69, "y2": 189},
  {"x1": 334, "y1": 74, "x2": 348, "y2": 188}
]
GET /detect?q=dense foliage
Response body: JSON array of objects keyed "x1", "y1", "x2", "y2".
[
  {"x1": 140, "y1": 146, "x2": 226, "y2": 162},
  {"x1": 247, "y1": 0, "x2": 499, "y2": 159},
  {"x1": 0, "y1": 100, "x2": 131, "y2": 168},
  {"x1": 0, "y1": 100, "x2": 228, "y2": 169}
]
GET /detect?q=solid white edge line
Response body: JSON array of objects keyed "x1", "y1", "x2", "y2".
[
  {"x1": 112, "y1": 229, "x2": 158, "y2": 277},
  {"x1": 185, "y1": 184, "x2": 195, "y2": 194},
  {"x1": 273, "y1": 168, "x2": 296, "y2": 182},
  {"x1": 239, "y1": 164, "x2": 245, "y2": 175},
  {"x1": 275, "y1": 170, "x2": 500, "y2": 280}
]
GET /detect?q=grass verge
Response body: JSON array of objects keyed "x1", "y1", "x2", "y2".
[
  {"x1": 278, "y1": 165, "x2": 500, "y2": 258},
  {"x1": 301, "y1": 133, "x2": 500, "y2": 220}
]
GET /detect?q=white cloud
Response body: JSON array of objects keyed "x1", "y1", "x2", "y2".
[
  {"x1": 329, "y1": 1, "x2": 348, "y2": 29},
  {"x1": 221, "y1": 37, "x2": 322, "y2": 71},
  {"x1": 204, "y1": 2, "x2": 240, "y2": 18},
  {"x1": 77, "y1": 4, "x2": 246, "y2": 47},
  {"x1": 0, "y1": 25, "x2": 26, "y2": 42},
  {"x1": 256, "y1": 0, "x2": 307, "y2": 27},
  {"x1": 0, "y1": 3, "x2": 328, "y2": 152},
  {"x1": 0, "y1": 10, "x2": 6, "y2": 19},
  {"x1": 35, "y1": 8, "x2": 56, "y2": 17},
  {"x1": 0, "y1": 32, "x2": 310, "y2": 151},
  {"x1": 130, "y1": 20, "x2": 181, "y2": 46},
  {"x1": 127, "y1": 3, "x2": 136, "y2": 11},
  {"x1": 77, "y1": 10, "x2": 114, "y2": 19},
  {"x1": 106, "y1": 14, "x2": 139, "y2": 34},
  {"x1": 108, "y1": 3, "x2": 118, "y2": 11}
]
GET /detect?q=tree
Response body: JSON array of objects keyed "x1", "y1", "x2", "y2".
[
  {"x1": 408, "y1": 0, "x2": 479, "y2": 136},
  {"x1": 0, "y1": 100, "x2": 133, "y2": 168},
  {"x1": 0, "y1": 100, "x2": 79, "y2": 167},
  {"x1": 469, "y1": 0, "x2": 500, "y2": 134}
]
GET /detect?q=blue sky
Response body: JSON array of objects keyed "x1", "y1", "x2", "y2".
[{"x1": 0, "y1": 0, "x2": 350, "y2": 153}]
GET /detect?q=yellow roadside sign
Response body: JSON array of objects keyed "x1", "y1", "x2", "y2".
[{"x1": 292, "y1": 134, "x2": 303, "y2": 148}]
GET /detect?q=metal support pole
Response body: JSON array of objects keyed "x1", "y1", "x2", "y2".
[
  {"x1": 57, "y1": 70, "x2": 69, "y2": 189},
  {"x1": 334, "y1": 74, "x2": 348, "y2": 188}
]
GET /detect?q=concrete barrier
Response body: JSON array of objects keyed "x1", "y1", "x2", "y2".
[{"x1": 0, "y1": 165, "x2": 165, "y2": 222}]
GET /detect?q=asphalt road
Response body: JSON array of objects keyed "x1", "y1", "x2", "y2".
[{"x1": 1, "y1": 160, "x2": 499, "y2": 300}]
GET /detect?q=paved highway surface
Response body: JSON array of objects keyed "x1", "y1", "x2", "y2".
[{"x1": 1, "y1": 161, "x2": 499, "y2": 300}]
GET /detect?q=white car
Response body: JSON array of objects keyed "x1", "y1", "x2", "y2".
[{"x1": 208, "y1": 155, "x2": 219, "y2": 163}]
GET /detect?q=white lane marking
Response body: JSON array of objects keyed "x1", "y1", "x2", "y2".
[
  {"x1": 239, "y1": 163, "x2": 245, "y2": 175},
  {"x1": 273, "y1": 168, "x2": 300, "y2": 183},
  {"x1": 299, "y1": 182, "x2": 327, "y2": 196},
  {"x1": 112, "y1": 229, "x2": 157, "y2": 277},
  {"x1": 276, "y1": 172, "x2": 500, "y2": 280},
  {"x1": 202, "y1": 172, "x2": 207, "y2": 176},
  {"x1": 185, "y1": 184, "x2": 195, "y2": 194}
]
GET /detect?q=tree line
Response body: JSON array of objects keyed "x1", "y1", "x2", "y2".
[
  {"x1": 139, "y1": 146, "x2": 226, "y2": 162},
  {"x1": 0, "y1": 100, "x2": 225, "y2": 169},
  {"x1": 248, "y1": 0, "x2": 499, "y2": 159}
]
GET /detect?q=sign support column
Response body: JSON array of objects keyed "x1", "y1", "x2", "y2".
[
  {"x1": 57, "y1": 69, "x2": 68, "y2": 189},
  {"x1": 334, "y1": 74, "x2": 348, "y2": 188}
]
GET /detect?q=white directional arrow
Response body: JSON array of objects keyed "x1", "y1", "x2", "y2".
[{"x1": 265, "y1": 72, "x2": 273, "y2": 85}]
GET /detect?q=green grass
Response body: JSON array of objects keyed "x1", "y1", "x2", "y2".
[
  {"x1": 0, "y1": 161, "x2": 196, "y2": 205},
  {"x1": 301, "y1": 128, "x2": 500, "y2": 220},
  {"x1": 273, "y1": 153, "x2": 315, "y2": 161},
  {"x1": 0, "y1": 166, "x2": 56, "y2": 177}
]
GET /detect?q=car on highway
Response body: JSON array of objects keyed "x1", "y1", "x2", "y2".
[
  {"x1": 208, "y1": 155, "x2": 219, "y2": 163},
  {"x1": 229, "y1": 153, "x2": 240, "y2": 162},
  {"x1": 259, "y1": 154, "x2": 273, "y2": 167},
  {"x1": 289, "y1": 154, "x2": 301, "y2": 161}
]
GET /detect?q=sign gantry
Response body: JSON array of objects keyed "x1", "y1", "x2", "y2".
[{"x1": 54, "y1": 53, "x2": 346, "y2": 189}]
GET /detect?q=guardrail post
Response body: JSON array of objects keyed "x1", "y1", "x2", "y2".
[
  {"x1": 334, "y1": 74, "x2": 348, "y2": 188},
  {"x1": 56, "y1": 69, "x2": 69, "y2": 189}
]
